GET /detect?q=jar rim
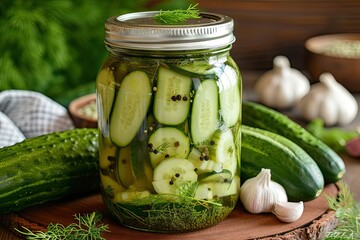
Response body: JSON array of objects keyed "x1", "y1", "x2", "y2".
[{"x1": 105, "y1": 11, "x2": 235, "y2": 51}]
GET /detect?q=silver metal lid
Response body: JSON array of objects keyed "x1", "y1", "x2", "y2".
[{"x1": 105, "y1": 11, "x2": 235, "y2": 51}]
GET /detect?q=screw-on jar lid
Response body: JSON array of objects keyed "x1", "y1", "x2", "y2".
[{"x1": 105, "y1": 11, "x2": 235, "y2": 51}]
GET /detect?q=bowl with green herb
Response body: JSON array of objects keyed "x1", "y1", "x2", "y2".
[
  {"x1": 68, "y1": 93, "x2": 97, "y2": 128},
  {"x1": 305, "y1": 33, "x2": 360, "y2": 92}
]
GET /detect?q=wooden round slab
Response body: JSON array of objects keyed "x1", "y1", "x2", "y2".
[{"x1": 1, "y1": 184, "x2": 338, "y2": 240}]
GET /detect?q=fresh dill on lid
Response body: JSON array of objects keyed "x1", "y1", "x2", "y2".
[{"x1": 154, "y1": 3, "x2": 201, "y2": 24}]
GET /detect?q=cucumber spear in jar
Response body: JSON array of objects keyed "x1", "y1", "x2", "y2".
[
  {"x1": 153, "y1": 67, "x2": 192, "y2": 125},
  {"x1": 109, "y1": 71, "x2": 152, "y2": 147}
]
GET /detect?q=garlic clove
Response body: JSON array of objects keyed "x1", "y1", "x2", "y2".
[
  {"x1": 240, "y1": 168, "x2": 288, "y2": 214},
  {"x1": 270, "y1": 181, "x2": 288, "y2": 203},
  {"x1": 272, "y1": 201, "x2": 304, "y2": 223}
]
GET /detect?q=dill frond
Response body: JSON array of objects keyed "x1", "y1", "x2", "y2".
[
  {"x1": 15, "y1": 212, "x2": 109, "y2": 240},
  {"x1": 325, "y1": 181, "x2": 360, "y2": 240},
  {"x1": 154, "y1": 3, "x2": 201, "y2": 25}
]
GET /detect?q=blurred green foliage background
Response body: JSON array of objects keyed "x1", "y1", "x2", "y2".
[{"x1": 0, "y1": 0, "x2": 191, "y2": 105}]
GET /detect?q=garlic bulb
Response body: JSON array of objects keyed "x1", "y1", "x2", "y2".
[
  {"x1": 273, "y1": 201, "x2": 304, "y2": 223},
  {"x1": 297, "y1": 73, "x2": 358, "y2": 126},
  {"x1": 254, "y1": 56, "x2": 310, "y2": 109},
  {"x1": 240, "y1": 168, "x2": 287, "y2": 214}
]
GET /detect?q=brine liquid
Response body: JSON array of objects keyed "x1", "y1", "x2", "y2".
[
  {"x1": 97, "y1": 55, "x2": 242, "y2": 232},
  {"x1": 103, "y1": 188, "x2": 238, "y2": 232}
]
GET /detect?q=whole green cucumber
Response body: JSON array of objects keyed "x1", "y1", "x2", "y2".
[
  {"x1": 242, "y1": 101, "x2": 345, "y2": 184},
  {"x1": 0, "y1": 128, "x2": 99, "y2": 214},
  {"x1": 241, "y1": 125, "x2": 324, "y2": 202}
]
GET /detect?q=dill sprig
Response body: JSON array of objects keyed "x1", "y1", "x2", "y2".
[
  {"x1": 15, "y1": 212, "x2": 109, "y2": 240},
  {"x1": 153, "y1": 142, "x2": 171, "y2": 154},
  {"x1": 103, "y1": 181, "x2": 234, "y2": 232},
  {"x1": 154, "y1": 3, "x2": 201, "y2": 25},
  {"x1": 325, "y1": 180, "x2": 360, "y2": 240}
]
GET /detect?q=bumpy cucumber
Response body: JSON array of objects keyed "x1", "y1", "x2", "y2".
[
  {"x1": 218, "y1": 65, "x2": 241, "y2": 127},
  {"x1": 191, "y1": 79, "x2": 219, "y2": 145},
  {"x1": 0, "y1": 128, "x2": 99, "y2": 214},
  {"x1": 148, "y1": 127, "x2": 190, "y2": 168},
  {"x1": 242, "y1": 101, "x2": 345, "y2": 183},
  {"x1": 153, "y1": 67, "x2": 192, "y2": 125},
  {"x1": 110, "y1": 70, "x2": 152, "y2": 147},
  {"x1": 152, "y1": 158, "x2": 198, "y2": 194},
  {"x1": 241, "y1": 125, "x2": 324, "y2": 202}
]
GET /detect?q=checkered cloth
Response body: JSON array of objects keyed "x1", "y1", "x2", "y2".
[{"x1": 0, "y1": 90, "x2": 74, "y2": 148}]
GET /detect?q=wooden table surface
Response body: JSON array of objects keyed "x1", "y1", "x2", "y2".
[{"x1": 1, "y1": 71, "x2": 359, "y2": 239}]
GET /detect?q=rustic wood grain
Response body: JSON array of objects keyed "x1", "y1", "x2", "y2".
[
  {"x1": 341, "y1": 154, "x2": 360, "y2": 201},
  {"x1": 195, "y1": 0, "x2": 360, "y2": 73},
  {"x1": 0, "y1": 184, "x2": 338, "y2": 240}
]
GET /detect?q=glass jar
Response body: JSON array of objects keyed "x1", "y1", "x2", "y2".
[{"x1": 96, "y1": 11, "x2": 242, "y2": 233}]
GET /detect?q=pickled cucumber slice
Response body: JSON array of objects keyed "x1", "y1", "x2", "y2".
[
  {"x1": 223, "y1": 156, "x2": 238, "y2": 177},
  {"x1": 187, "y1": 148, "x2": 223, "y2": 174},
  {"x1": 100, "y1": 173, "x2": 126, "y2": 194},
  {"x1": 116, "y1": 147, "x2": 135, "y2": 188},
  {"x1": 114, "y1": 190, "x2": 151, "y2": 203},
  {"x1": 210, "y1": 129, "x2": 238, "y2": 177},
  {"x1": 194, "y1": 179, "x2": 237, "y2": 200},
  {"x1": 210, "y1": 129, "x2": 236, "y2": 163},
  {"x1": 191, "y1": 79, "x2": 219, "y2": 145},
  {"x1": 194, "y1": 183, "x2": 213, "y2": 199},
  {"x1": 218, "y1": 65, "x2": 241, "y2": 127},
  {"x1": 212, "y1": 177, "x2": 238, "y2": 197},
  {"x1": 130, "y1": 137, "x2": 154, "y2": 191},
  {"x1": 109, "y1": 71, "x2": 151, "y2": 147},
  {"x1": 96, "y1": 67, "x2": 116, "y2": 134},
  {"x1": 198, "y1": 160, "x2": 222, "y2": 174},
  {"x1": 169, "y1": 63, "x2": 218, "y2": 79},
  {"x1": 153, "y1": 67, "x2": 192, "y2": 125},
  {"x1": 198, "y1": 169, "x2": 232, "y2": 183},
  {"x1": 187, "y1": 147, "x2": 202, "y2": 163},
  {"x1": 99, "y1": 137, "x2": 116, "y2": 169},
  {"x1": 152, "y1": 158, "x2": 197, "y2": 194},
  {"x1": 148, "y1": 127, "x2": 190, "y2": 168}
]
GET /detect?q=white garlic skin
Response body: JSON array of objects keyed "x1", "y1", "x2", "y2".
[
  {"x1": 240, "y1": 168, "x2": 288, "y2": 214},
  {"x1": 254, "y1": 56, "x2": 310, "y2": 109},
  {"x1": 273, "y1": 201, "x2": 304, "y2": 223},
  {"x1": 271, "y1": 181, "x2": 288, "y2": 203},
  {"x1": 297, "y1": 72, "x2": 358, "y2": 126}
]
